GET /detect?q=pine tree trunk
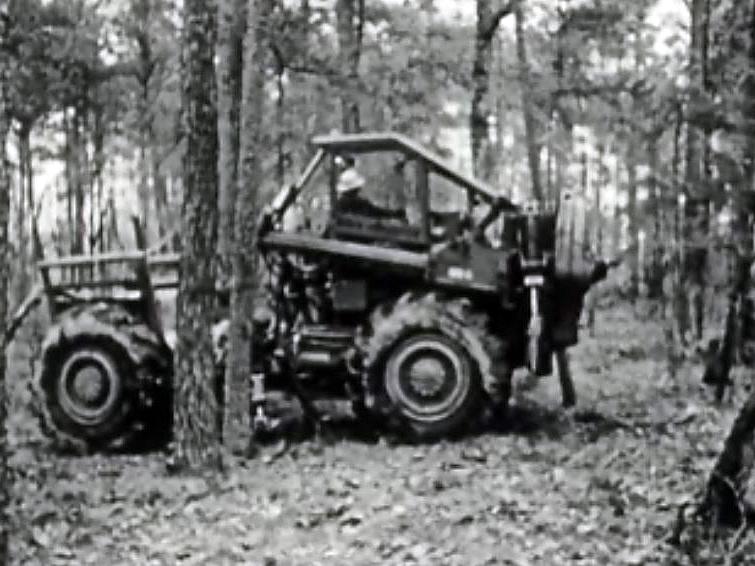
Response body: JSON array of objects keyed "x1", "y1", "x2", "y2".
[
  {"x1": 700, "y1": 388, "x2": 755, "y2": 528},
  {"x1": 152, "y1": 151, "x2": 168, "y2": 240},
  {"x1": 686, "y1": 0, "x2": 705, "y2": 195},
  {"x1": 685, "y1": 0, "x2": 709, "y2": 341},
  {"x1": 275, "y1": 68, "x2": 285, "y2": 187},
  {"x1": 14, "y1": 123, "x2": 31, "y2": 298},
  {"x1": 514, "y1": 2, "x2": 542, "y2": 201},
  {"x1": 700, "y1": 0, "x2": 755, "y2": 526},
  {"x1": 471, "y1": 1, "x2": 516, "y2": 179},
  {"x1": 65, "y1": 109, "x2": 75, "y2": 252},
  {"x1": 666, "y1": 104, "x2": 686, "y2": 352},
  {"x1": 336, "y1": 0, "x2": 362, "y2": 132},
  {"x1": 494, "y1": 33, "x2": 510, "y2": 193},
  {"x1": 174, "y1": 0, "x2": 221, "y2": 471},
  {"x1": 611, "y1": 156, "x2": 621, "y2": 257},
  {"x1": 626, "y1": 153, "x2": 639, "y2": 300},
  {"x1": 595, "y1": 144, "x2": 604, "y2": 258},
  {"x1": 64, "y1": 104, "x2": 88, "y2": 256},
  {"x1": 648, "y1": 136, "x2": 668, "y2": 309},
  {"x1": 92, "y1": 105, "x2": 105, "y2": 252},
  {"x1": 16, "y1": 126, "x2": 26, "y2": 258},
  {"x1": 73, "y1": 106, "x2": 87, "y2": 255},
  {"x1": 216, "y1": 0, "x2": 243, "y2": 287},
  {"x1": 223, "y1": 0, "x2": 271, "y2": 455},
  {"x1": 107, "y1": 189, "x2": 121, "y2": 250},
  {"x1": 0, "y1": 4, "x2": 12, "y2": 558},
  {"x1": 135, "y1": 0, "x2": 153, "y2": 235},
  {"x1": 470, "y1": 0, "x2": 494, "y2": 178},
  {"x1": 138, "y1": 117, "x2": 150, "y2": 235},
  {"x1": 744, "y1": 0, "x2": 755, "y2": 191}
]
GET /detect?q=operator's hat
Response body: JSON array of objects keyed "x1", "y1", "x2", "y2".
[{"x1": 337, "y1": 168, "x2": 365, "y2": 194}]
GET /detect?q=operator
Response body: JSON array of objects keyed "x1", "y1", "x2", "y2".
[{"x1": 335, "y1": 156, "x2": 406, "y2": 220}]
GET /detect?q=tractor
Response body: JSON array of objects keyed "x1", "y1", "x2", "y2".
[{"x1": 18, "y1": 131, "x2": 607, "y2": 452}]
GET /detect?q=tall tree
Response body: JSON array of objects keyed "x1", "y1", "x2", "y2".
[
  {"x1": 173, "y1": 0, "x2": 221, "y2": 471},
  {"x1": 694, "y1": 0, "x2": 755, "y2": 533},
  {"x1": 514, "y1": 0, "x2": 542, "y2": 201},
  {"x1": 0, "y1": 1, "x2": 11, "y2": 560},
  {"x1": 134, "y1": 0, "x2": 153, "y2": 234},
  {"x1": 223, "y1": 0, "x2": 272, "y2": 455},
  {"x1": 745, "y1": 0, "x2": 755, "y2": 193},
  {"x1": 216, "y1": 0, "x2": 243, "y2": 286},
  {"x1": 335, "y1": 0, "x2": 363, "y2": 132},
  {"x1": 678, "y1": 0, "x2": 711, "y2": 341},
  {"x1": 686, "y1": 0, "x2": 707, "y2": 195},
  {"x1": 470, "y1": 0, "x2": 516, "y2": 178}
]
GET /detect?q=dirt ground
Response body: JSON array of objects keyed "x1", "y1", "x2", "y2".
[{"x1": 5, "y1": 305, "x2": 754, "y2": 565}]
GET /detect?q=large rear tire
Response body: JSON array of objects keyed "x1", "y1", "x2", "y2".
[
  {"x1": 383, "y1": 331, "x2": 480, "y2": 439},
  {"x1": 34, "y1": 303, "x2": 172, "y2": 453},
  {"x1": 363, "y1": 293, "x2": 506, "y2": 440},
  {"x1": 39, "y1": 339, "x2": 136, "y2": 451}
]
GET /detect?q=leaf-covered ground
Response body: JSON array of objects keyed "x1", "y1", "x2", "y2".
[{"x1": 6, "y1": 305, "x2": 754, "y2": 565}]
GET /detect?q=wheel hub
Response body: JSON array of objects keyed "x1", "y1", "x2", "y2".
[
  {"x1": 71, "y1": 365, "x2": 107, "y2": 404},
  {"x1": 406, "y1": 357, "x2": 447, "y2": 397},
  {"x1": 57, "y1": 349, "x2": 122, "y2": 427},
  {"x1": 385, "y1": 333, "x2": 472, "y2": 424}
]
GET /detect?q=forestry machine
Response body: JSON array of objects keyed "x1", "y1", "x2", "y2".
[{"x1": 20, "y1": 132, "x2": 608, "y2": 452}]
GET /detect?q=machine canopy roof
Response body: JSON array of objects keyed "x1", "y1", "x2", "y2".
[{"x1": 311, "y1": 132, "x2": 517, "y2": 211}]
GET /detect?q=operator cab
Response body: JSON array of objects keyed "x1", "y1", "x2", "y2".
[{"x1": 273, "y1": 132, "x2": 517, "y2": 251}]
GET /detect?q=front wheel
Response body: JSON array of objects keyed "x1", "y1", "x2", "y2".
[{"x1": 383, "y1": 332, "x2": 482, "y2": 440}]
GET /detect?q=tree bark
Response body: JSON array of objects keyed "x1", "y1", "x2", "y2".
[
  {"x1": 701, "y1": 387, "x2": 755, "y2": 528},
  {"x1": 76, "y1": 107, "x2": 87, "y2": 255},
  {"x1": 0, "y1": 3, "x2": 11, "y2": 559},
  {"x1": 626, "y1": 150, "x2": 639, "y2": 300},
  {"x1": 698, "y1": 1, "x2": 755, "y2": 526},
  {"x1": 514, "y1": 1, "x2": 543, "y2": 201},
  {"x1": 744, "y1": 0, "x2": 755, "y2": 190},
  {"x1": 471, "y1": 0, "x2": 516, "y2": 179},
  {"x1": 66, "y1": 105, "x2": 87, "y2": 255},
  {"x1": 471, "y1": 0, "x2": 494, "y2": 178},
  {"x1": 64, "y1": 109, "x2": 74, "y2": 252},
  {"x1": 223, "y1": 0, "x2": 271, "y2": 455},
  {"x1": 647, "y1": 136, "x2": 664, "y2": 304},
  {"x1": 107, "y1": 187, "x2": 121, "y2": 250},
  {"x1": 275, "y1": 66, "x2": 285, "y2": 187},
  {"x1": 669, "y1": 105, "x2": 685, "y2": 343},
  {"x1": 612, "y1": 155, "x2": 622, "y2": 257},
  {"x1": 132, "y1": 0, "x2": 158, "y2": 237},
  {"x1": 16, "y1": 125, "x2": 25, "y2": 256},
  {"x1": 92, "y1": 104, "x2": 105, "y2": 252},
  {"x1": 335, "y1": 0, "x2": 363, "y2": 132},
  {"x1": 174, "y1": 0, "x2": 221, "y2": 471},
  {"x1": 14, "y1": 122, "x2": 30, "y2": 298},
  {"x1": 686, "y1": 0, "x2": 706, "y2": 196},
  {"x1": 685, "y1": 0, "x2": 710, "y2": 341},
  {"x1": 595, "y1": 143, "x2": 604, "y2": 259},
  {"x1": 216, "y1": 0, "x2": 244, "y2": 287},
  {"x1": 151, "y1": 151, "x2": 168, "y2": 240}
]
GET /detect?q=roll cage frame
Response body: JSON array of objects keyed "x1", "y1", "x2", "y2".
[{"x1": 265, "y1": 132, "x2": 518, "y2": 245}]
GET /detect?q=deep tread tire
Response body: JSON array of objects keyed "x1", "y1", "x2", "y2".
[
  {"x1": 33, "y1": 303, "x2": 172, "y2": 453},
  {"x1": 363, "y1": 293, "x2": 508, "y2": 440}
]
